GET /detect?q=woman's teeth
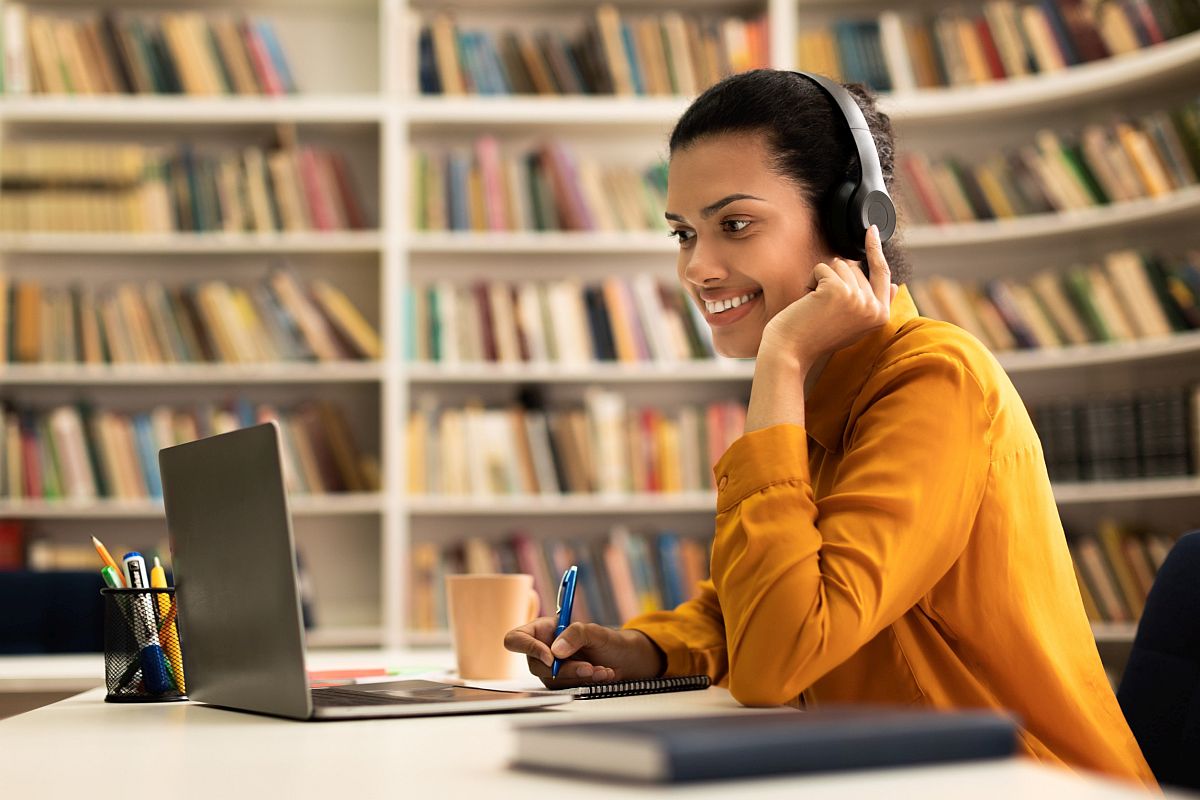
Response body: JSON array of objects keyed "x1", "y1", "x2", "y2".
[{"x1": 705, "y1": 291, "x2": 760, "y2": 314}]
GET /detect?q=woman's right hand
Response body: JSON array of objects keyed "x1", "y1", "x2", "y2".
[{"x1": 503, "y1": 617, "x2": 666, "y2": 688}]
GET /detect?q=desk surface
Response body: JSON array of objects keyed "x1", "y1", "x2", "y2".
[{"x1": 0, "y1": 650, "x2": 1163, "y2": 799}]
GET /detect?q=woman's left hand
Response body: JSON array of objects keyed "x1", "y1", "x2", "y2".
[{"x1": 759, "y1": 224, "x2": 899, "y2": 368}]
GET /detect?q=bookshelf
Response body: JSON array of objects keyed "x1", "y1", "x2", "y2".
[{"x1": 2, "y1": 0, "x2": 1198, "y2": 657}]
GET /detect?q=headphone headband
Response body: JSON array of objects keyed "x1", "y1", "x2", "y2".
[{"x1": 790, "y1": 71, "x2": 897, "y2": 263}]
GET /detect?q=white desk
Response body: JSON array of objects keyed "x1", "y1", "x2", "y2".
[{"x1": 0, "y1": 650, "x2": 1165, "y2": 799}]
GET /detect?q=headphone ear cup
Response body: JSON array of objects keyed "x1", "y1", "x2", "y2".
[{"x1": 823, "y1": 181, "x2": 864, "y2": 261}]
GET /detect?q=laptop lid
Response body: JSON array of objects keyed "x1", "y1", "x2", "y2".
[{"x1": 160, "y1": 421, "x2": 314, "y2": 720}]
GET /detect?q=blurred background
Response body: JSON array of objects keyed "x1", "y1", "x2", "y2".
[{"x1": 1, "y1": 0, "x2": 1197, "y2": 702}]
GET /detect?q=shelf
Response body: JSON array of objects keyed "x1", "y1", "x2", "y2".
[
  {"x1": 406, "y1": 481, "x2": 1200, "y2": 516},
  {"x1": 407, "y1": 33, "x2": 1200, "y2": 127},
  {"x1": 409, "y1": 186, "x2": 1200, "y2": 253},
  {"x1": 405, "y1": 330, "x2": 1200, "y2": 384},
  {"x1": 0, "y1": 231, "x2": 385, "y2": 254},
  {"x1": 883, "y1": 32, "x2": 1200, "y2": 126},
  {"x1": 405, "y1": 480, "x2": 1200, "y2": 516},
  {"x1": 403, "y1": 33, "x2": 1200, "y2": 129},
  {"x1": 1091, "y1": 622, "x2": 1138, "y2": 644},
  {"x1": 407, "y1": 360, "x2": 751, "y2": 384},
  {"x1": 407, "y1": 230, "x2": 673, "y2": 254},
  {"x1": 997, "y1": 330, "x2": 1200, "y2": 374},
  {"x1": 0, "y1": 493, "x2": 386, "y2": 519},
  {"x1": 0, "y1": 95, "x2": 385, "y2": 126},
  {"x1": 0, "y1": 362, "x2": 386, "y2": 386},
  {"x1": 903, "y1": 185, "x2": 1200, "y2": 250},
  {"x1": 1053, "y1": 477, "x2": 1200, "y2": 505},
  {"x1": 306, "y1": 626, "x2": 386, "y2": 649},
  {"x1": 407, "y1": 492, "x2": 717, "y2": 516},
  {"x1": 406, "y1": 96, "x2": 689, "y2": 128}
]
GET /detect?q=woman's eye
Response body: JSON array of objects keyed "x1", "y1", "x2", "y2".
[
  {"x1": 668, "y1": 229, "x2": 694, "y2": 244},
  {"x1": 722, "y1": 219, "x2": 751, "y2": 233}
]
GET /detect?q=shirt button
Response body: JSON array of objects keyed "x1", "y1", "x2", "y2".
[{"x1": 718, "y1": 475, "x2": 728, "y2": 491}]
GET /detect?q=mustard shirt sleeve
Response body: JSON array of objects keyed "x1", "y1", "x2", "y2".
[
  {"x1": 624, "y1": 579, "x2": 729, "y2": 683},
  {"x1": 703, "y1": 353, "x2": 991, "y2": 706}
]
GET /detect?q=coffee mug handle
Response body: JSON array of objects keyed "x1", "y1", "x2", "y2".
[{"x1": 527, "y1": 589, "x2": 540, "y2": 622}]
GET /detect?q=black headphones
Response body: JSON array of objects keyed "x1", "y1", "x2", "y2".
[{"x1": 792, "y1": 72, "x2": 897, "y2": 265}]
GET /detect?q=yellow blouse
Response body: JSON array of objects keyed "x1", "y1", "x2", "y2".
[{"x1": 626, "y1": 286, "x2": 1154, "y2": 785}]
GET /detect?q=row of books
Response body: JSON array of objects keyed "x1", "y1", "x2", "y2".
[
  {"x1": 410, "y1": 138, "x2": 667, "y2": 233},
  {"x1": 1068, "y1": 522, "x2": 1179, "y2": 624},
  {"x1": 897, "y1": 99, "x2": 1200, "y2": 226},
  {"x1": 0, "y1": 5, "x2": 297, "y2": 95},
  {"x1": 1029, "y1": 387, "x2": 1197, "y2": 483},
  {"x1": 405, "y1": 276, "x2": 713, "y2": 365},
  {"x1": 908, "y1": 249, "x2": 1200, "y2": 353},
  {"x1": 409, "y1": 526, "x2": 712, "y2": 630},
  {"x1": 406, "y1": 391, "x2": 747, "y2": 496},
  {"x1": 0, "y1": 268, "x2": 381, "y2": 366},
  {"x1": 409, "y1": 519, "x2": 1181, "y2": 631},
  {"x1": 418, "y1": 5, "x2": 767, "y2": 97},
  {"x1": 798, "y1": 0, "x2": 1200, "y2": 94},
  {"x1": 0, "y1": 520, "x2": 169, "y2": 572},
  {"x1": 0, "y1": 398, "x2": 378, "y2": 501},
  {"x1": 0, "y1": 142, "x2": 369, "y2": 233}
]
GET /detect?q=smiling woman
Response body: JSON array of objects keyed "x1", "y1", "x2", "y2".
[{"x1": 503, "y1": 69, "x2": 1155, "y2": 787}]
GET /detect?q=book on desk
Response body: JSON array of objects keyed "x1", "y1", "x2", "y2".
[{"x1": 512, "y1": 706, "x2": 1018, "y2": 783}]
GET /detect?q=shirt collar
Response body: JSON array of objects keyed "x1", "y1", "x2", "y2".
[{"x1": 803, "y1": 285, "x2": 919, "y2": 454}]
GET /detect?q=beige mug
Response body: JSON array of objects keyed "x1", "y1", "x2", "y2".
[{"x1": 445, "y1": 573, "x2": 540, "y2": 680}]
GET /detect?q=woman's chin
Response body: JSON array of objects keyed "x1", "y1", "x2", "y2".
[{"x1": 711, "y1": 333, "x2": 761, "y2": 360}]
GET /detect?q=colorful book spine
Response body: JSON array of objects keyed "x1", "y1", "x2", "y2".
[
  {"x1": 0, "y1": 269, "x2": 380, "y2": 365},
  {"x1": 416, "y1": 6, "x2": 769, "y2": 97},
  {"x1": 0, "y1": 142, "x2": 369, "y2": 233},
  {"x1": 908, "y1": 249, "x2": 1200, "y2": 353},
  {"x1": 2, "y1": 7, "x2": 297, "y2": 96},
  {"x1": 0, "y1": 398, "x2": 380, "y2": 500},
  {"x1": 406, "y1": 391, "x2": 747, "y2": 498},
  {"x1": 407, "y1": 275, "x2": 715, "y2": 365},
  {"x1": 408, "y1": 525, "x2": 713, "y2": 631}
]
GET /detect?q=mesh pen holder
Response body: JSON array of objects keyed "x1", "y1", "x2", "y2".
[{"x1": 102, "y1": 588, "x2": 187, "y2": 703}]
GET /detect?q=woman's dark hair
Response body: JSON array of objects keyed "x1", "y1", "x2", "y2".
[{"x1": 668, "y1": 69, "x2": 911, "y2": 284}]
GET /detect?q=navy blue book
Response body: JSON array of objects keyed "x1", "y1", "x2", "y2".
[{"x1": 512, "y1": 707, "x2": 1017, "y2": 783}]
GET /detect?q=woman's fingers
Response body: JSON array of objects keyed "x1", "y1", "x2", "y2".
[
  {"x1": 865, "y1": 224, "x2": 893, "y2": 307},
  {"x1": 503, "y1": 618, "x2": 555, "y2": 667}
]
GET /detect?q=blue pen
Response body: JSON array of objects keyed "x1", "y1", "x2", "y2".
[{"x1": 550, "y1": 565, "x2": 578, "y2": 679}]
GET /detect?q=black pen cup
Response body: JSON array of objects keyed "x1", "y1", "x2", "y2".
[{"x1": 101, "y1": 587, "x2": 188, "y2": 703}]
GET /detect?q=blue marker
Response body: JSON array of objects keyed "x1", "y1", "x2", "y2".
[
  {"x1": 122, "y1": 551, "x2": 173, "y2": 694},
  {"x1": 550, "y1": 565, "x2": 578, "y2": 679}
]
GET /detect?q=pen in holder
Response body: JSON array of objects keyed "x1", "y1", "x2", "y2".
[{"x1": 101, "y1": 587, "x2": 187, "y2": 703}]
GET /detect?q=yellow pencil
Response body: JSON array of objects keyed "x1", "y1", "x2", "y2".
[
  {"x1": 151, "y1": 556, "x2": 186, "y2": 694},
  {"x1": 91, "y1": 536, "x2": 126, "y2": 587}
]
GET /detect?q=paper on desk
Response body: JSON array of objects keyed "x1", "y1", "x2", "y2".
[
  {"x1": 308, "y1": 666, "x2": 453, "y2": 688},
  {"x1": 446, "y1": 675, "x2": 555, "y2": 693}
]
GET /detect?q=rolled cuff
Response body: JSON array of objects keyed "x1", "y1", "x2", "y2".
[
  {"x1": 624, "y1": 617, "x2": 703, "y2": 678},
  {"x1": 713, "y1": 424, "x2": 812, "y2": 514}
]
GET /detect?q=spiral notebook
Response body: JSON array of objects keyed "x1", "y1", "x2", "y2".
[{"x1": 561, "y1": 674, "x2": 710, "y2": 699}]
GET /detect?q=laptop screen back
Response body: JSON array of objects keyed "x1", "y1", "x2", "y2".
[{"x1": 159, "y1": 421, "x2": 313, "y2": 719}]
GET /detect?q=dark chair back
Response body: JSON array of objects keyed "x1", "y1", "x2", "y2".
[
  {"x1": 1116, "y1": 530, "x2": 1200, "y2": 790},
  {"x1": 0, "y1": 571, "x2": 105, "y2": 653}
]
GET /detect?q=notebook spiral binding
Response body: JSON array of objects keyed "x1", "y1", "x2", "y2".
[{"x1": 573, "y1": 674, "x2": 710, "y2": 699}]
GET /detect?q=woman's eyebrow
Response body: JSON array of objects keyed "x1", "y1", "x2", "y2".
[
  {"x1": 701, "y1": 193, "x2": 765, "y2": 217},
  {"x1": 664, "y1": 193, "x2": 766, "y2": 223}
]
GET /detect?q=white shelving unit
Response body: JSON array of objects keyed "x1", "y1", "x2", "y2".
[
  {"x1": 2, "y1": 0, "x2": 1197, "y2": 650},
  {"x1": 0, "y1": 231, "x2": 386, "y2": 254}
]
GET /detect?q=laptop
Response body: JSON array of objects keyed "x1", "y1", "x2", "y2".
[{"x1": 158, "y1": 421, "x2": 572, "y2": 720}]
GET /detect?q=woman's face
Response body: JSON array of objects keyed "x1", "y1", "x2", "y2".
[{"x1": 666, "y1": 132, "x2": 831, "y2": 359}]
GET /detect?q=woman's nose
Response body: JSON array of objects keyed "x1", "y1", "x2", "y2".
[{"x1": 681, "y1": 241, "x2": 728, "y2": 287}]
